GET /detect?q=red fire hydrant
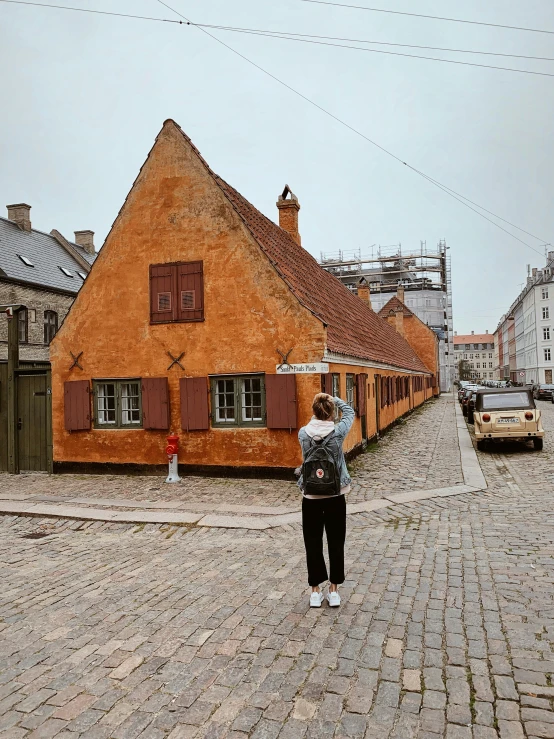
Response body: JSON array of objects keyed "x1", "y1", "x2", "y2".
[{"x1": 165, "y1": 434, "x2": 181, "y2": 483}]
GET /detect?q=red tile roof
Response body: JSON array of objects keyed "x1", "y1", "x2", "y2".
[
  {"x1": 454, "y1": 334, "x2": 492, "y2": 345},
  {"x1": 170, "y1": 121, "x2": 430, "y2": 374}
]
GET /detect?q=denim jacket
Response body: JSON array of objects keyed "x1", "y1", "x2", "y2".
[{"x1": 297, "y1": 397, "x2": 355, "y2": 493}]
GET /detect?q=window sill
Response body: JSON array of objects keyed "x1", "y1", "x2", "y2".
[{"x1": 150, "y1": 318, "x2": 205, "y2": 325}]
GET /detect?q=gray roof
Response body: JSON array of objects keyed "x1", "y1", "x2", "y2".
[{"x1": 0, "y1": 217, "x2": 95, "y2": 294}]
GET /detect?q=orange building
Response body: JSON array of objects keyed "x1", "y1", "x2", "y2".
[
  {"x1": 50, "y1": 120, "x2": 433, "y2": 475},
  {"x1": 378, "y1": 287, "x2": 440, "y2": 397}
]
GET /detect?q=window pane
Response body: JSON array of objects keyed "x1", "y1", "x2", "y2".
[
  {"x1": 181, "y1": 290, "x2": 195, "y2": 310},
  {"x1": 216, "y1": 379, "x2": 236, "y2": 422},
  {"x1": 121, "y1": 382, "x2": 140, "y2": 424},
  {"x1": 158, "y1": 292, "x2": 171, "y2": 312},
  {"x1": 97, "y1": 383, "x2": 116, "y2": 424},
  {"x1": 242, "y1": 378, "x2": 262, "y2": 422}
]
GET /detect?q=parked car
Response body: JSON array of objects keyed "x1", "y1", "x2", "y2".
[
  {"x1": 467, "y1": 388, "x2": 496, "y2": 424},
  {"x1": 533, "y1": 383, "x2": 554, "y2": 400},
  {"x1": 461, "y1": 387, "x2": 476, "y2": 416},
  {"x1": 459, "y1": 384, "x2": 479, "y2": 405},
  {"x1": 473, "y1": 388, "x2": 544, "y2": 451}
]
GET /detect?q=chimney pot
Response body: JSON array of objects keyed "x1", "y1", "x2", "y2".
[
  {"x1": 395, "y1": 306, "x2": 404, "y2": 337},
  {"x1": 74, "y1": 230, "x2": 95, "y2": 255},
  {"x1": 276, "y1": 185, "x2": 301, "y2": 245},
  {"x1": 471, "y1": 331, "x2": 474, "y2": 335},
  {"x1": 7, "y1": 203, "x2": 31, "y2": 232},
  {"x1": 396, "y1": 282, "x2": 405, "y2": 304},
  {"x1": 357, "y1": 278, "x2": 372, "y2": 310}
]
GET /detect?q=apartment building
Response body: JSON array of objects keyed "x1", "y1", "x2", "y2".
[
  {"x1": 494, "y1": 256, "x2": 554, "y2": 384},
  {"x1": 453, "y1": 331, "x2": 495, "y2": 381}
]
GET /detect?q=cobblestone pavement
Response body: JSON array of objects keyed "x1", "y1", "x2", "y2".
[
  {"x1": 3, "y1": 396, "x2": 554, "y2": 738},
  {"x1": 0, "y1": 396, "x2": 461, "y2": 509}
]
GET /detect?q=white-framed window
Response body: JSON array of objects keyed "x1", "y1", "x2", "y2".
[
  {"x1": 475, "y1": 353, "x2": 480, "y2": 359},
  {"x1": 489, "y1": 353, "x2": 493, "y2": 359},
  {"x1": 489, "y1": 363, "x2": 493, "y2": 368},
  {"x1": 543, "y1": 307, "x2": 550, "y2": 320},
  {"x1": 469, "y1": 354, "x2": 474, "y2": 359},
  {"x1": 346, "y1": 374, "x2": 355, "y2": 408},
  {"x1": 545, "y1": 348, "x2": 552, "y2": 362},
  {"x1": 463, "y1": 353, "x2": 468, "y2": 360},
  {"x1": 476, "y1": 363, "x2": 481, "y2": 369},
  {"x1": 544, "y1": 327, "x2": 551, "y2": 341},
  {"x1": 211, "y1": 375, "x2": 265, "y2": 427},
  {"x1": 542, "y1": 287, "x2": 549, "y2": 299},
  {"x1": 94, "y1": 380, "x2": 142, "y2": 428}
]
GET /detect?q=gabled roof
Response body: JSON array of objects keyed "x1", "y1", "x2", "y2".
[
  {"x1": 0, "y1": 217, "x2": 95, "y2": 294},
  {"x1": 164, "y1": 120, "x2": 429, "y2": 373},
  {"x1": 378, "y1": 295, "x2": 418, "y2": 320},
  {"x1": 454, "y1": 333, "x2": 492, "y2": 345}
]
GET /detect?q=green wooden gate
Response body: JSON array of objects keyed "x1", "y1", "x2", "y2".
[
  {"x1": 17, "y1": 374, "x2": 48, "y2": 472},
  {"x1": 0, "y1": 364, "x2": 7, "y2": 472}
]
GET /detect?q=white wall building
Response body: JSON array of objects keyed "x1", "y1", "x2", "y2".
[{"x1": 494, "y1": 255, "x2": 554, "y2": 384}]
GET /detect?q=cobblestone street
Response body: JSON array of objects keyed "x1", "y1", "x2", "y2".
[{"x1": 2, "y1": 395, "x2": 554, "y2": 738}]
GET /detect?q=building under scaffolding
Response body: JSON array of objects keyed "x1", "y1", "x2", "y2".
[{"x1": 319, "y1": 240, "x2": 454, "y2": 392}]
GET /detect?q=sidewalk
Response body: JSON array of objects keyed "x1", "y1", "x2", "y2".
[{"x1": 0, "y1": 396, "x2": 485, "y2": 529}]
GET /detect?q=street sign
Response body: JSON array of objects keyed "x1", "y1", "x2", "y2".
[
  {"x1": 519, "y1": 371, "x2": 525, "y2": 377},
  {"x1": 276, "y1": 362, "x2": 329, "y2": 374}
]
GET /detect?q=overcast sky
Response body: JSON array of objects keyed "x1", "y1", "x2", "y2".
[{"x1": 2, "y1": 0, "x2": 554, "y2": 334}]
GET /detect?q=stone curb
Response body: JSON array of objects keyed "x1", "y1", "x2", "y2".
[{"x1": 0, "y1": 396, "x2": 488, "y2": 530}]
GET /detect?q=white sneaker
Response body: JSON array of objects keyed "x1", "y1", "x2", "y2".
[
  {"x1": 310, "y1": 591, "x2": 324, "y2": 608},
  {"x1": 327, "y1": 590, "x2": 341, "y2": 607}
]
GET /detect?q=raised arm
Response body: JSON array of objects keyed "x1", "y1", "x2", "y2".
[{"x1": 333, "y1": 396, "x2": 355, "y2": 440}]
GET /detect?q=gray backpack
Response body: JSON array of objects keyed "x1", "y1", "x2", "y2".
[{"x1": 302, "y1": 433, "x2": 341, "y2": 496}]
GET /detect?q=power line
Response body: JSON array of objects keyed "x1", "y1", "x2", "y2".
[
  {"x1": 0, "y1": 0, "x2": 183, "y2": 23},
  {"x1": 200, "y1": 24, "x2": 554, "y2": 63},
  {"x1": 204, "y1": 26, "x2": 554, "y2": 79},
  {"x1": 4, "y1": 2, "x2": 553, "y2": 63},
  {"x1": 1, "y1": 0, "x2": 548, "y2": 253},
  {"x1": 302, "y1": 0, "x2": 554, "y2": 37},
  {"x1": 156, "y1": 1, "x2": 549, "y2": 256}
]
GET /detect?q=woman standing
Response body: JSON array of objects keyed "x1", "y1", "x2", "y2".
[{"x1": 298, "y1": 393, "x2": 355, "y2": 607}]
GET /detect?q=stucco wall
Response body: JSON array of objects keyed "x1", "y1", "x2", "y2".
[{"x1": 50, "y1": 123, "x2": 326, "y2": 470}]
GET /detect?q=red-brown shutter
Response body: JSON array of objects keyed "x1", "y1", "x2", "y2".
[
  {"x1": 266, "y1": 374, "x2": 297, "y2": 430},
  {"x1": 356, "y1": 374, "x2": 367, "y2": 417},
  {"x1": 150, "y1": 264, "x2": 177, "y2": 323},
  {"x1": 180, "y1": 377, "x2": 209, "y2": 431},
  {"x1": 177, "y1": 262, "x2": 204, "y2": 322},
  {"x1": 321, "y1": 373, "x2": 333, "y2": 395},
  {"x1": 141, "y1": 378, "x2": 169, "y2": 430},
  {"x1": 64, "y1": 380, "x2": 90, "y2": 431}
]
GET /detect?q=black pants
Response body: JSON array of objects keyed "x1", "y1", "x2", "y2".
[{"x1": 302, "y1": 495, "x2": 346, "y2": 587}]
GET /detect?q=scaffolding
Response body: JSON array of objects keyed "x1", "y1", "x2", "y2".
[{"x1": 319, "y1": 240, "x2": 454, "y2": 392}]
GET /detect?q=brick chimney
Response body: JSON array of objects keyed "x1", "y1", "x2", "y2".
[
  {"x1": 7, "y1": 203, "x2": 31, "y2": 232},
  {"x1": 357, "y1": 278, "x2": 372, "y2": 310},
  {"x1": 397, "y1": 283, "x2": 405, "y2": 303},
  {"x1": 395, "y1": 307, "x2": 405, "y2": 337},
  {"x1": 276, "y1": 185, "x2": 300, "y2": 245},
  {"x1": 74, "y1": 230, "x2": 95, "y2": 255}
]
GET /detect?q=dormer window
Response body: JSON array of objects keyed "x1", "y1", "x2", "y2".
[
  {"x1": 17, "y1": 255, "x2": 34, "y2": 267},
  {"x1": 59, "y1": 267, "x2": 74, "y2": 277}
]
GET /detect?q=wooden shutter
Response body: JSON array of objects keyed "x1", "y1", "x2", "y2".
[
  {"x1": 150, "y1": 264, "x2": 177, "y2": 323},
  {"x1": 321, "y1": 373, "x2": 333, "y2": 395},
  {"x1": 266, "y1": 374, "x2": 297, "y2": 430},
  {"x1": 180, "y1": 377, "x2": 209, "y2": 431},
  {"x1": 177, "y1": 262, "x2": 204, "y2": 322},
  {"x1": 141, "y1": 378, "x2": 169, "y2": 430},
  {"x1": 356, "y1": 374, "x2": 367, "y2": 417},
  {"x1": 64, "y1": 380, "x2": 90, "y2": 431}
]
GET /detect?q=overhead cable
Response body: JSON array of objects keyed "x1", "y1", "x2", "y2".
[
  {"x1": 203, "y1": 26, "x2": 554, "y2": 79},
  {"x1": 301, "y1": 0, "x2": 554, "y2": 37},
  {"x1": 156, "y1": 0, "x2": 548, "y2": 256},
  {"x1": 200, "y1": 24, "x2": 554, "y2": 62}
]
